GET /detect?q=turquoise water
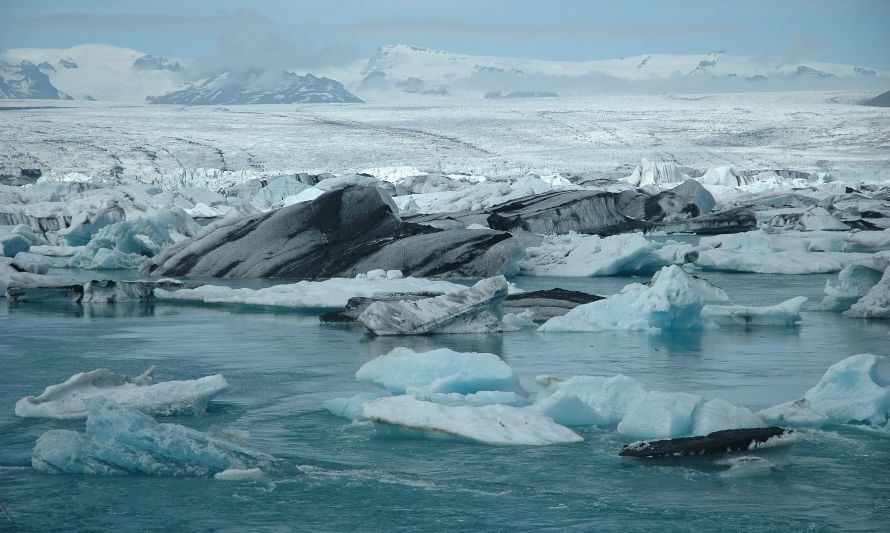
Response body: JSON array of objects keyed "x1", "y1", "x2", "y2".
[{"x1": 1, "y1": 272, "x2": 889, "y2": 531}]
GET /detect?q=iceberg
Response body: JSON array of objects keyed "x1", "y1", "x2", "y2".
[
  {"x1": 534, "y1": 375, "x2": 647, "y2": 427},
  {"x1": 323, "y1": 392, "x2": 388, "y2": 420},
  {"x1": 537, "y1": 265, "x2": 710, "y2": 332},
  {"x1": 845, "y1": 266, "x2": 890, "y2": 318},
  {"x1": 357, "y1": 276, "x2": 508, "y2": 335},
  {"x1": 532, "y1": 374, "x2": 763, "y2": 439},
  {"x1": 702, "y1": 296, "x2": 807, "y2": 326},
  {"x1": 822, "y1": 258, "x2": 887, "y2": 311},
  {"x1": 16, "y1": 367, "x2": 228, "y2": 419},
  {"x1": 362, "y1": 395, "x2": 582, "y2": 445},
  {"x1": 758, "y1": 354, "x2": 890, "y2": 428},
  {"x1": 32, "y1": 398, "x2": 270, "y2": 476},
  {"x1": 519, "y1": 232, "x2": 695, "y2": 277},
  {"x1": 355, "y1": 347, "x2": 523, "y2": 395},
  {"x1": 155, "y1": 270, "x2": 466, "y2": 310}
]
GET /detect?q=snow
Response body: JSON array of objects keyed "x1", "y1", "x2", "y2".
[
  {"x1": 537, "y1": 265, "x2": 710, "y2": 332},
  {"x1": 519, "y1": 232, "x2": 694, "y2": 277},
  {"x1": 702, "y1": 296, "x2": 807, "y2": 326},
  {"x1": 758, "y1": 354, "x2": 890, "y2": 428},
  {"x1": 155, "y1": 270, "x2": 466, "y2": 310},
  {"x1": 357, "y1": 276, "x2": 508, "y2": 335},
  {"x1": 15, "y1": 367, "x2": 228, "y2": 420},
  {"x1": 362, "y1": 395, "x2": 582, "y2": 445},
  {"x1": 355, "y1": 347, "x2": 522, "y2": 396},
  {"x1": 32, "y1": 398, "x2": 270, "y2": 476}
]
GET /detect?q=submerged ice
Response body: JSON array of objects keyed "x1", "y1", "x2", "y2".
[{"x1": 32, "y1": 398, "x2": 270, "y2": 476}]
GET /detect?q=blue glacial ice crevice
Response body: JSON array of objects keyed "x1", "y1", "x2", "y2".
[
  {"x1": 16, "y1": 367, "x2": 228, "y2": 420},
  {"x1": 32, "y1": 398, "x2": 271, "y2": 476}
]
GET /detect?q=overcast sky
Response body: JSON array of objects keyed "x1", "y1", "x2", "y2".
[{"x1": 2, "y1": 0, "x2": 889, "y2": 69}]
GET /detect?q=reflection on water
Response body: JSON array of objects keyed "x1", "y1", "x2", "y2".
[{"x1": 4, "y1": 301, "x2": 157, "y2": 319}]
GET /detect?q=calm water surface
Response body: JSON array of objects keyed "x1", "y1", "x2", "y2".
[{"x1": 1, "y1": 271, "x2": 888, "y2": 531}]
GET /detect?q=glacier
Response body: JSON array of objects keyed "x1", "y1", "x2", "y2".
[
  {"x1": 16, "y1": 367, "x2": 228, "y2": 419},
  {"x1": 32, "y1": 398, "x2": 270, "y2": 476}
]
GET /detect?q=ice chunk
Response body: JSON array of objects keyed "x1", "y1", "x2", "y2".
[
  {"x1": 323, "y1": 392, "x2": 387, "y2": 420},
  {"x1": 538, "y1": 265, "x2": 709, "y2": 332},
  {"x1": 214, "y1": 468, "x2": 264, "y2": 482},
  {"x1": 845, "y1": 266, "x2": 890, "y2": 318},
  {"x1": 533, "y1": 375, "x2": 648, "y2": 427},
  {"x1": 795, "y1": 206, "x2": 851, "y2": 231},
  {"x1": 695, "y1": 249, "x2": 869, "y2": 274},
  {"x1": 519, "y1": 232, "x2": 694, "y2": 277},
  {"x1": 617, "y1": 391, "x2": 704, "y2": 439},
  {"x1": 16, "y1": 367, "x2": 228, "y2": 419},
  {"x1": 702, "y1": 296, "x2": 807, "y2": 326},
  {"x1": 758, "y1": 354, "x2": 890, "y2": 428},
  {"x1": 0, "y1": 233, "x2": 30, "y2": 257},
  {"x1": 691, "y1": 399, "x2": 765, "y2": 435},
  {"x1": 32, "y1": 398, "x2": 270, "y2": 476},
  {"x1": 822, "y1": 260, "x2": 886, "y2": 311},
  {"x1": 427, "y1": 391, "x2": 530, "y2": 407},
  {"x1": 362, "y1": 396, "x2": 582, "y2": 445},
  {"x1": 357, "y1": 276, "x2": 508, "y2": 335},
  {"x1": 155, "y1": 271, "x2": 465, "y2": 310},
  {"x1": 355, "y1": 347, "x2": 522, "y2": 395}
]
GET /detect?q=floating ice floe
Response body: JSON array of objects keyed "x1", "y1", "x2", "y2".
[
  {"x1": 155, "y1": 270, "x2": 465, "y2": 310},
  {"x1": 32, "y1": 398, "x2": 270, "y2": 476},
  {"x1": 16, "y1": 367, "x2": 228, "y2": 419},
  {"x1": 357, "y1": 276, "x2": 508, "y2": 335},
  {"x1": 701, "y1": 297, "x2": 807, "y2": 326},
  {"x1": 758, "y1": 353, "x2": 889, "y2": 428},
  {"x1": 355, "y1": 347, "x2": 523, "y2": 395},
  {"x1": 533, "y1": 374, "x2": 764, "y2": 439},
  {"x1": 821, "y1": 253, "x2": 889, "y2": 312},
  {"x1": 0, "y1": 257, "x2": 76, "y2": 296},
  {"x1": 693, "y1": 229, "x2": 888, "y2": 274},
  {"x1": 845, "y1": 265, "x2": 890, "y2": 318},
  {"x1": 537, "y1": 265, "x2": 713, "y2": 332},
  {"x1": 362, "y1": 396, "x2": 582, "y2": 445},
  {"x1": 519, "y1": 232, "x2": 695, "y2": 277}
]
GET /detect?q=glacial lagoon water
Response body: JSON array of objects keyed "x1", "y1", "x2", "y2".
[{"x1": 1, "y1": 271, "x2": 889, "y2": 531}]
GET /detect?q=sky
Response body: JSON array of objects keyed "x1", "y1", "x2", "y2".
[{"x1": 1, "y1": 0, "x2": 889, "y2": 69}]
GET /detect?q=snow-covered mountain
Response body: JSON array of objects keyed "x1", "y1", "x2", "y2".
[
  {"x1": 0, "y1": 61, "x2": 72, "y2": 100},
  {"x1": 147, "y1": 71, "x2": 362, "y2": 105},
  {"x1": 0, "y1": 45, "x2": 184, "y2": 102},
  {"x1": 357, "y1": 44, "x2": 890, "y2": 96}
]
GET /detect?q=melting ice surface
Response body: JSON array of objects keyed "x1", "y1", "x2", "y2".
[
  {"x1": 3, "y1": 270, "x2": 890, "y2": 530},
  {"x1": 15, "y1": 366, "x2": 228, "y2": 419},
  {"x1": 32, "y1": 398, "x2": 270, "y2": 476}
]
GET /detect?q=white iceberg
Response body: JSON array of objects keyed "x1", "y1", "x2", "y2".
[
  {"x1": 702, "y1": 296, "x2": 807, "y2": 326},
  {"x1": 155, "y1": 270, "x2": 466, "y2": 310},
  {"x1": 357, "y1": 276, "x2": 508, "y2": 335},
  {"x1": 845, "y1": 266, "x2": 890, "y2": 318},
  {"x1": 15, "y1": 367, "x2": 228, "y2": 420},
  {"x1": 519, "y1": 232, "x2": 694, "y2": 277},
  {"x1": 822, "y1": 256, "x2": 888, "y2": 312},
  {"x1": 362, "y1": 395, "x2": 582, "y2": 445},
  {"x1": 537, "y1": 265, "x2": 710, "y2": 332},
  {"x1": 323, "y1": 392, "x2": 388, "y2": 420},
  {"x1": 532, "y1": 374, "x2": 763, "y2": 439},
  {"x1": 32, "y1": 398, "x2": 270, "y2": 476},
  {"x1": 534, "y1": 375, "x2": 647, "y2": 427},
  {"x1": 355, "y1": 347, "x2": 523, "y2": 395},
  {"x1": 758, "y1": 354, "x2": 890, "y2": 428}
]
